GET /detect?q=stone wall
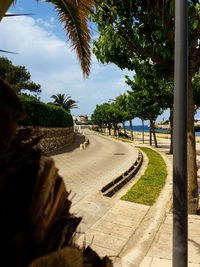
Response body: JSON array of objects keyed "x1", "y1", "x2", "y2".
[{"x1": 18, "y1": 126, "x2": 74, "y2": 153}]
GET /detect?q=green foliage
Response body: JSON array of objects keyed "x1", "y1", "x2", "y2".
[
  {"x1": 19, "y1": 95, "x2": 73, "y2": 127},
  {"x1": 121, "y1": 147, "x2": 167, "y2": 206},
  {"x1": 92, "y1": 0, "x2": 200, "y2": 84},
  {"x1": 91, "y1": 99, "x2": 128, "y2": 130},
  {"x1": 193, "y1": 73, "x2": 200, "y2": 109},
  {"x1": 126, "y1": 82, "x2": 163, "y2": 122},
  {"x1": 115, "y1": 93, "x2": 134, "y2": 120},
  {"x1": 0, "y1": 57, "x2": 41, "y2": 94},
  {"x1": 92, "y1": 0, "x2": 176, "y2": 76},
  {"x1": 50, "y1": 93, "x2": 78, "y2": 113},
  {"x1": 125, "y1": 63, "x2": 173, "y2": 122}
]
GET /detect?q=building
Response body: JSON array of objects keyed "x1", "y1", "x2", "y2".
[{"x1": 72, "y1": 115, "x2": 89, "y2": 124}]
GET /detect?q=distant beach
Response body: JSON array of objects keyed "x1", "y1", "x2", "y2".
[{"x1": 125, "y1": 125, "x2": 200, "y2": 137}]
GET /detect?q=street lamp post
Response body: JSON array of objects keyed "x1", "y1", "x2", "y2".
[{"x1": 173, "y1": 0, "x2": 188, "y2": 266}]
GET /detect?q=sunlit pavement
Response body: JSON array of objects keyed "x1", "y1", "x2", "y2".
[{"x1": 51, "y1": 130, "x2": 200, "y2": 266}]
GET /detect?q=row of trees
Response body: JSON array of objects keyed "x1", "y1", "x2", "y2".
[
  {"x1": 92, "y1": 66, "x2": 200, "y2": 153},
  {"x1": 91, "y1": 86, "x2": 165, "y2": 149},
  {"x1": 90, "y1": 0, "x2": 200, "y2": 213}
]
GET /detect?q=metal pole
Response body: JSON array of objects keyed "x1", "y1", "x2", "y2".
[{"x1": 173, "y1": 0, "x2": 188, "y2": 266}]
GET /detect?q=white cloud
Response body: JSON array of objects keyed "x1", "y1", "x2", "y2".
[{"x1": 0, "y1": 14, "x2": 134, "y2": 118}]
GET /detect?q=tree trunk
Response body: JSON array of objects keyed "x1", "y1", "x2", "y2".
[
  {"x1": 150, "y1": 119, "x2": 158, "y2": 148},
  {"x1": 129, "y1": 119, "x2": 133, "y2": 141},
  {"x1": 169, "y1": 107, "x2": 173, "y2": 154},
  {"x1": 114, "y1": 124, "x2": 117, "y2": 136},
  {"x1": 123, "y1": 122, "x2": 127, "y2": 134},
  {"x1": 117, "y1": 126, "x2": 120, "y2": 136},
  {"x1": 149, "y1": 121, "x2": 152, "y2": 146},
  {"x1": 188, "y1": 77, "x2": 198, "y2": 213},
  {"x1": 142, "y1": 119, "x2": 144, "y2": 144},
  {"x1": 108, "y1": 126, "x2": 111, "y2": 135}
]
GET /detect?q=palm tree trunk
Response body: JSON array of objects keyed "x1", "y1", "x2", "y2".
[
  {"x1": 129, "y1": 119, "x2": 133, "y2": 141},
  {"x1": 169, "y1": 107, "x2": 173, "y2": 154},
  {"x1": 188, "y1": 76, "x2": 198, "y2": 213},
  {"x1": 150, "y1": 119, "x2": 158, "y2": 148}
]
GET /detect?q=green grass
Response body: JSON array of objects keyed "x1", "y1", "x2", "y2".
[
  {"x1": 155, "y1": 130, "x2": 171, "y2": 134},
  {"x1": 121, "y1": 147, "x2": 167, "y2": 206},
  {"x1": 112, "y1": 136, "x2": 132, "y2": 143}
]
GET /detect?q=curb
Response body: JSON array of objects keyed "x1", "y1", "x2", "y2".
[
  {"x1": 101, "y1": 151, "x2": 143, "y2": 197},
  {"x1": 116, "y1": 147, "x2": 172, "y2": 267}
]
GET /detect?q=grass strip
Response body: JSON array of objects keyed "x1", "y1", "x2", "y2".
[
  {"x1": 112, "y1": 136, "x2": 132, "y2": 143},
  {"x1": 121, "y1": 147, "x2": 167, "y2": 206}
]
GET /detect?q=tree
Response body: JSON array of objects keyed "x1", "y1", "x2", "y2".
[
  {"x1": 126, "y1": 62, "x2": 174, "y2": 151},
  {"x1": 92, "y1": 0, "x2": 200, "y2": 213},
  {"x1": 126, "y1": 75, "x2": 164, "y2": 148},
  {"x1": 115, "y1": 94, "x2": 128, "y2": 134},
  {"x1": 0, "y1": 57, "x2": 41, "y2": 94},
  {"x1": 50, "y1": 93, "x2": 78, "y2": 113},
  {"x1": 91, "y1": 104, "x2": 105, "y2": 131},
  {"x1": 0, "y1": 0, "x2": 95, "y2": 78},
  {"x1": 115, "y1": 93, "x2": 135, "y2": 140},
  {"x1": 91, "y1": 102, "x2": 124, "y2": 135},
  {"x1": 193, "y1": 73, "x2": 200, "y2": 111}
]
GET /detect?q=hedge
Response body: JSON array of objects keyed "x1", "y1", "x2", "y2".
[{"x1": 19, "y1": 95, "x2": 73, "y2": 127}]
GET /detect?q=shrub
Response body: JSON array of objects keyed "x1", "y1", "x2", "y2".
[{"x1": 19, "y1": 95, "x2": 73, "y2": 127}]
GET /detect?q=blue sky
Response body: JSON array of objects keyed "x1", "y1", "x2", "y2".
[{"x1": 1, "y1": 0, "x2": 172, "y2": 124}]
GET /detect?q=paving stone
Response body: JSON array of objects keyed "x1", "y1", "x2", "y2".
[
  {"x1": 139, "y1": 256, "x2": 153, "y2": 266},
  {"x1": 90, "y1": 219, "x2": 134, "y2": 239},
  {"x1": 77, "y1": 230, "x2": 126, "y2": 252},
  {"x1": 88, "y1": 244, "x2": 119, "y2": 258},
  {"x1": 150, "y1": 257, "x2": 172, "y2": 266}
]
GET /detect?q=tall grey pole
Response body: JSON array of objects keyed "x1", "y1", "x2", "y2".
[{"x1": 173, "y1": 0, "x2": 188, "y2": 266}]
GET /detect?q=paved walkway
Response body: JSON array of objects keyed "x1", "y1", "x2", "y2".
[
  {"x1": 118, "y1": 132, "x2": 200, "y2": 267},
  {"x1": 51, "y1": 130, "x2": 200, "y2": 266},
  {"x1": 50, "y1": 129, "x2": 138, "y2": 235}
]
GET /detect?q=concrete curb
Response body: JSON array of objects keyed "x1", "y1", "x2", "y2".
[
  {"x1": 116, "y1": 146, "x2": 172, "y2": 267},
  {"x1": 101, "y1": 151, "x2": 143, "y2": 197}
]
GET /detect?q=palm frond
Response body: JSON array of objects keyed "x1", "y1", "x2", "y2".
[
  {"x1": 0, "y1": 0, "x2": 94, "y2": 77},
  {"x1": 0, "y1": 49, "x2": 18, "y2": 54},
  {"x1": 51, "y1": 93, "x2": 78, "y2": 112},
  {"x1": 4, "y1": 13, "x2": 35, "y2": 17},
  {"x1": 45, "y1": 0, "x2": 94, "y2": 78}
]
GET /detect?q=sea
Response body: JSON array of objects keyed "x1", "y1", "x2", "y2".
[{"x1": 125, "y1": 125, "x2": 200, "y2": 137}]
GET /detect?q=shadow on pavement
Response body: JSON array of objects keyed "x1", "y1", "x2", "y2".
[{"x1": 48, "y1": 133, "x2": 85, "y2": 156}]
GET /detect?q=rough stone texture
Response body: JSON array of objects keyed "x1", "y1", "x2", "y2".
[{"x1": 17, "y1": 126, "x2": 74, "y2": 153}]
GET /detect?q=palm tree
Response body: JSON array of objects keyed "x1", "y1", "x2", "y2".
[
  {"x1": 50, "y1": 93, "x2": 78, "y2": 112},
  {"x1": 0, "y1": 0, "x2": 95, "y2": 78}
]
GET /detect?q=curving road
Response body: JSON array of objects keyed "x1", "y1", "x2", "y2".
[{"x1": 51, "y1": 129, "x2": 138, "y2": 207}]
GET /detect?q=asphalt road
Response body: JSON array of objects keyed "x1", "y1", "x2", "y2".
[{"x1": 51, "y1": 130, "x2": 138, "y2": 207}]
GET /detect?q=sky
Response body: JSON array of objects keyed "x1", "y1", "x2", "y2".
[{"x1": 1, "y1": 0, "x2": 171, "y2": 125}]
